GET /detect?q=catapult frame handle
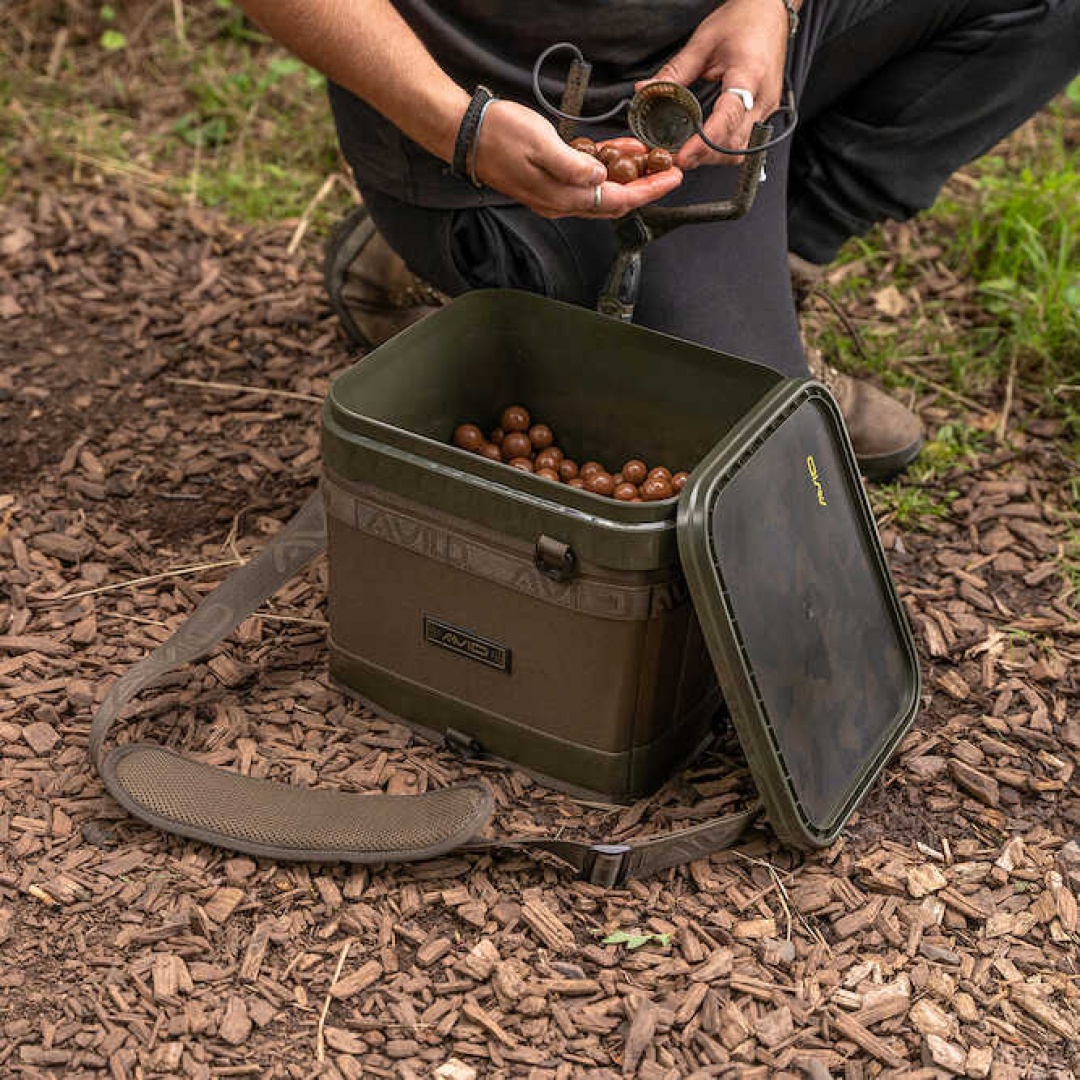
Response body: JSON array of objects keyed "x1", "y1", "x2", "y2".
[
  {"x1": 637, "y1": 121, "x2": 773, "y2": 231},
  {"x1": 596, "y1": 123, "x2": 775, "y2": 321}
]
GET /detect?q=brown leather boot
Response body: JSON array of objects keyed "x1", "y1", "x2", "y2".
[
  {"x1": 324, "y1": 205, "x2": 447, "y2": 348},
  {"x1": 790, "y1": 253, "x2": 924, "y2": 481},
  {"x1": 805, "y1": 346, "x2": 924, "y2": 481}
]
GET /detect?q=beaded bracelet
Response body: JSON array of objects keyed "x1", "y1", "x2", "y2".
[{"x1": 452, "y1": 85, "x2": 496, "y2": 185}]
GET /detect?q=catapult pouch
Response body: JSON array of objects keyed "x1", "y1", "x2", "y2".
[{"x1": 90, "y1": 291, "x2": 920, "y2": 883}]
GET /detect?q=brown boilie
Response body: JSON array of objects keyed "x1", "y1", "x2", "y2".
[
  {"x1": 528, "y1": 423, "x2": 555, "y2": 450},
  {"x1": 606, "y1": 157, "x2": 639, "y2": 185},
  {"x1": 641, "y1": 476, "x2": 674, "y2": 501},
  {"x1": 534, "y1": 447, "x2": 563, "y2": 471},
  {"x1": 584, "y1": 471, "x2": 615, "y2": 497},
  {"x1": 571, "y1": 139, "x2": 676, "y2": 185},
  {"x1": 595, "y1": 145, "x2": 620, "y2": 167},
  {"x1": 500, "y1": 405, "x2": 530, "y2": 432},
  {"x1": 452, "y1": 423, "x2": 484, "y2": 452},
  {"x1": 448, "y1": 404, "x2": 688, "y2": 502},
  {"x1": 645, "y1": 148, "x2": 674, "y2": 174},
  {"x1": 501, "y1": 431, "x2": 532, "y2": 461}
]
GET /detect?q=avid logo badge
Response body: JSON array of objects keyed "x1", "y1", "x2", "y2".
[
  {"x1": 806, "y1": 455, "x2": 827, "y2": 506},
  {"x1": 423, "y1": 616, "x2": 512, "y2": 673}
]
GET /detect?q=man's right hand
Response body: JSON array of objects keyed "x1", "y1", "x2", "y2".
[{"x1": 472, "y1": 101, "x2": 683, "y2": 219}]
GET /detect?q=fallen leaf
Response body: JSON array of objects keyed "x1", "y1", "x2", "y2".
[{"x1": 873, "y1": 284, "x2": 908, "y2": 317}]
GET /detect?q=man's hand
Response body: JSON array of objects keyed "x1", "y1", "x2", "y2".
[
  {"x1": 639, "y1": 0, "x2": 789, "y2": 170},
  {"x1": 235, "y1": 0, "x2": 683, "y2": 217},
  {"x1": 473, "y1": 104, "x2": 683, "y2": 219}
]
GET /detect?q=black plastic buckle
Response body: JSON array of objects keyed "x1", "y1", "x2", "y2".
[{"x1": 582, "y1": 844, "x2": 632, "y2": 887}]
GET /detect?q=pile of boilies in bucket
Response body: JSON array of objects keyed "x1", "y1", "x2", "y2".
[{"x1": 452, "y1": 405, "x2": 687, "y2": 501}]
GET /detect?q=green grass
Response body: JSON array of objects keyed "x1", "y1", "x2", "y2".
[
  {"x1": 2, "y1": 6, "x2": 352, "y2": 227},
  {"x1": 869, "y1": 422, "x2": 988, "y2": 529},
  {"x1": 935, "y1": 116, "x2": 1080, "y2": 447},
  {"x1": 170, "y1": 43, "x2": 346, "y2": 222},
  {"x1": 872, "y1": 484, "x2": 957, "y2": 530},
  {"x1": 810, "y1": 81, "x2": 1079, "y2": 438},
  {"x1": 913, "y1": 421, "x2": 991, "y2": 474},
  {"x1": 939, "y1": 158, "x2": 1079, "y2": 372}
]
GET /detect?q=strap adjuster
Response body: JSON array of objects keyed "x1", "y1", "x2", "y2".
[
  {"x1": 444, "y1": 727, "x2": 483, "y2": 759},
  {"x1": 582, "y1": 843, "x2": 631, "y2": 887}
]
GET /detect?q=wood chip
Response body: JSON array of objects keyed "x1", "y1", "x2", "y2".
[
  {"x1": 416, "y1": 936, "x2": 454, "y2": 967},
  {"x1": 323, "y1": 1027, "x2": 366, "y2": 1054},
  {"x1": 152, "y1": 953, "x2": 193, "y2": 1001},
  {"x1": 434, "y1": 1061, "x2": 477, "y2": 1080},
  {"x1": 521, "y1": 897, "x2": 575, "y2": 954},
  {"x1": 0, "y1": 634, "x2": 71, "y2": 656},
  {"x1": 828, "y1": 1008, "x2": 907, "y2": 1069},
  {"x1": 623, "y1": 997, "x2": 658, "y2": 1075},
  {"x1": 909, "y1": 999, "x2": 954, "y2": 1039},
  {"x1": 674, "y1": 982, "x2": 709, "y2": 1025},
  {"x1": 755, "y1": 1004, "x2": 794, "y2": 1049},
  {"x1": 21, "y1": 721, "x2": 60, "y2": 754},
  {"x1": 1009, "y1": 986, "x2": 1076, "y2": 1040},
  {"x1": 907, "y1": 864, "x2": 948, "y2": 898},
  {"x1": 239, "y1": 920, "x2": 276, "y2": 981},
  {"x1": 690, "y1": 947, "x2": 733, "y2": 982},
  {"x1": 204, "y1": 887, "x2": 245, "y2": 924},
  {"x1": 218, "y1": 996, "x2": 252, "y2": 1045},
  {"x1": 922, "y1": 1033, "x2": 966, "y2": 1074},
  {"x1": 732, "y1": 917, "x2": 776, "y2": 939},
  {"x1": 949, "y1": 760, "x2": 1000, "y2": 807},
  {"x1": 329, "y1": 960, "x2": 382, "y2": 999},
  {"x1": 461, "y1": 999, "x2": 517, "y2": 1047},
  {"x1": 965, "y1": 1045, "x2": 994, "y2": 1079}
]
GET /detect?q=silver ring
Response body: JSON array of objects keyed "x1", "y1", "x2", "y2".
[
  {"x1": 724, "y1": 87, "x2": 755, "y2": 112},
  {"x1": 592, "y1": 184, "x2": 603, "y2": 211}
]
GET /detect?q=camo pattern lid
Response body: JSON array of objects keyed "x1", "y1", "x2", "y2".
[{"x1": 678, "y1": 383, "x2": 921, "y2": 848}]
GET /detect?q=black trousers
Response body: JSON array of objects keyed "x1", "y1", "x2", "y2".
[{"x1": 344, "y1": 0, "x2": 1080, "y2": 378}]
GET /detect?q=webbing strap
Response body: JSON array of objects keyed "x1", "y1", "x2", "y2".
[{"x1": 89, "y1": 489, "x2": 756, "y2": 882}]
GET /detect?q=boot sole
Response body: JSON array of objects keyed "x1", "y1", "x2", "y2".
[
  {"x1": 323, "y1": 204, "x2": 378, "y2": 349},
  {"x1": 857, "y1": 436, "x2": 925, "y2": 483}
]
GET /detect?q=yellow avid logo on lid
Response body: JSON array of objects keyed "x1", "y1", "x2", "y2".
[{"x1": 806, "y1": 455, "x2": 827, "y2": 506}]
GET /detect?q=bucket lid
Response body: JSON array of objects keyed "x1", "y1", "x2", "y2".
[{"x1": 678, "y1": 383, "x2": 920, "y2": 848}]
